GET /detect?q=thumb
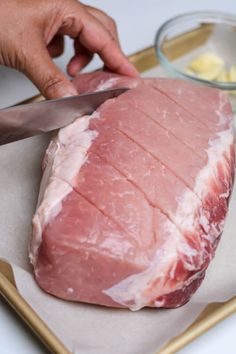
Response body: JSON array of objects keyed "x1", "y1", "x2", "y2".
[{"x1": 23, "y1": 45, "x2": 77, "y2": 99}]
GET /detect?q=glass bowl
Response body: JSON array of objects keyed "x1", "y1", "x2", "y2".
[{"x1": 155, "y1": 11, "x2": 236, "y2": 110}]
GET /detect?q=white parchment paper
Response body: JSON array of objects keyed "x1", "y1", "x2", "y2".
[{"x1": 0, "y1": 71, "x2": 236, "y2": 353}]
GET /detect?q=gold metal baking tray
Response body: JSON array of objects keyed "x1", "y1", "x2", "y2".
[{"x1": 1, "y1": 24, "x2": 236, "y2": 354}]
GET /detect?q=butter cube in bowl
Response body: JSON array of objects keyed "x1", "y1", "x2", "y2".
[{"x1": 155, "y1": 12, "x2": 236, "y2": 111}]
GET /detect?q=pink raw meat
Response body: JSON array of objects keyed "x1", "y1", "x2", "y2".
[{"x1": 30, "y1": 72, "x2": 235, "y2": 310}]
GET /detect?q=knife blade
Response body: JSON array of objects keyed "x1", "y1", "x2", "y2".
[{"x1": 0, "y1": 87, "x2": 128, "y2": 145}]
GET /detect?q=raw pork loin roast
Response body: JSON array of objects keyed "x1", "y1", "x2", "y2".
[{"x1": 30, "y1": 72, "x2": 235, "y2": 310}]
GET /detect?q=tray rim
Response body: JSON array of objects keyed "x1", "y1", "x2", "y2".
[
  {"x1": 2, "y1": 263, "x2": 235, "y2": 354},
  {"x1": 0, "y1": 25, "x2": 236, "y2": 354}
]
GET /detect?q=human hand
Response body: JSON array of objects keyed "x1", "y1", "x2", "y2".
[{"x1": 0, "y1": 0, "x2": 138, "y2": 99}]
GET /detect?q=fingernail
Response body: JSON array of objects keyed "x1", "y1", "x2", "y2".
[
  {"x1": 129, "y1": 64, "x2": 139, "y2": 77},
  {"x1": 61, "y1": 88, "x2": 78, "y2": 98},
  {"x1": 124, "y1": 61, "x2": 139, "y2": 77},
  {"x1": 62, "y1": 92, "x2": 78, "y2": 98}
]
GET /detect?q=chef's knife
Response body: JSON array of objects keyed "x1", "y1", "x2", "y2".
[{"x1": 0, "y1": 87, "x2": 128, "y2": 145}]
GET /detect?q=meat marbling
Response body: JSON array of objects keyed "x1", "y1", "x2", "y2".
[{"x1": 30, "y1": 72, "x2": 235, "y2": 310}]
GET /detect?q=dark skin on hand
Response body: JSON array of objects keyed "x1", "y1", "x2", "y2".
[{"x1": 0, "y1": 0, "x2": 138, "y2": 99}]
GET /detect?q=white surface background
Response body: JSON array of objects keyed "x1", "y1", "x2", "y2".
[{"x1": 0, "y1": 0, "x2": 236, "y2": 353}]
